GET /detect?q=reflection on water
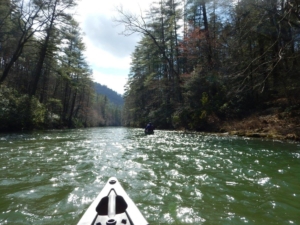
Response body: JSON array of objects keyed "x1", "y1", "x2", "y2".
[{"x1": 0, "y1": 128, "x2": 300, "y2": 224}]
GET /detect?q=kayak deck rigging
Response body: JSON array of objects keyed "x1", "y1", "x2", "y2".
[{"x1": 77, "y1": 177, "x2": 149, "y2": 225}]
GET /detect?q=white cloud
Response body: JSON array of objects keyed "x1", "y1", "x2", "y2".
[
  {"x1": 77, "y1": 0, "x2": 152, "y2": 19},
  {"x1": 83, "y1": 14, "x2": 140, "y2": 58},
  {"x1": 92, "y1": 70, "x2": 128, "y2": 95},
  {"x1": 82, "y1": 36, "x2": 132, "y2": 69},
  {"x1": 76, "y1": 0, "x2": 153, "y2": 94}
]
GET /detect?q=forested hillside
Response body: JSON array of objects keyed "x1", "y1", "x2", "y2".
[
  {"x1": 119, "y1": 0, "x2": 300, "y2": 138},
  {"x1": 0, "y1": 0, "x2": 121, "y2": 131},
  {"x1": 94, "y1": 82, "x2": 124, "y2": 106}
]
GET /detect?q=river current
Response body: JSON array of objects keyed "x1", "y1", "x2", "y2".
[{"x1": 0, "y1": 127, "x2": 299, "y2": 224}]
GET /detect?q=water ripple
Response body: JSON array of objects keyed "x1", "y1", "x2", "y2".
[{"x1": 0, "y1": 128, "x2": 299, "y2": 224}]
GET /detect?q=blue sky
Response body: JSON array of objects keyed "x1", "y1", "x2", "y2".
[{"x1": 76, "y1": 0, "x2": 153, "y2": 95}]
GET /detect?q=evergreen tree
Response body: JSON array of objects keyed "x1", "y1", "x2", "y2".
[{"x1": 0, "y1": 0, "x2": 45, "y2": 83}]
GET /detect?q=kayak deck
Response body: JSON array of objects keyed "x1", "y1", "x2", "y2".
[{"x1": 77, "y1": 177, "x2": 149, "y2": 225}]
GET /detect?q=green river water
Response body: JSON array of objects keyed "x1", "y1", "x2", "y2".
[{"x1": 0, "y1": 127, "x2": 299, "y2": 225}]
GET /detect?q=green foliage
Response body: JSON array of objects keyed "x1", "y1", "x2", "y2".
[
  {"x1": 0, "y1": 86, "x2": 46, "y2": 131},
  {"x1": 21, "y1": 95, "x2": 46, "y2": 129},
  {"x1": 0, "y1": 0, "x2": 123, "y2": 132},
  {"x1": 122, "y1": 0, "x2": 300, "y2": 130},
  {"x1": 201, "y1": 92, "x2": 208, "y2": 106},
  {"x1": 0, "y1": 86, "x2": 19, "y2": 131}
]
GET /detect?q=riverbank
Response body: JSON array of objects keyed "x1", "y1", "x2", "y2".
[{"x1": 219, "y1": 111, "x2": 300, "y2": 142}]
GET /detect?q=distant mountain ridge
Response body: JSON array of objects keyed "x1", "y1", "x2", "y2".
[{"x1": 93, "y1": 82, "x2": 124, "y2": 106}]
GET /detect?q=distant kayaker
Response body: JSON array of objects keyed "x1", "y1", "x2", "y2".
[{"x1": 145, "y1": 122, "x2": 154, "y2": 134}]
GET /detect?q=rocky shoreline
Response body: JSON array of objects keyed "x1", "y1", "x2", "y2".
[
  {"x1": 220, "y1": 113, "x2": 300, "y2": 142},
  {"x1": 227, "y1": 130, "x2": 299, "y2": 142}
]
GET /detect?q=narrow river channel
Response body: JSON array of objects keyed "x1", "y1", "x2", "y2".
[{"x1": 0, "y1": 127, "x2": 299, "y2": 224}]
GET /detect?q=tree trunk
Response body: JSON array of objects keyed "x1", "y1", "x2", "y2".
[
  {"x1": 68, "y1": 90, "x2": 77, "y2": 128},
  {"x1": 30, "y1": 0, "x2": 58, "y2": 96},
  {"x1": 201, "y1": 1, "x2": 213, "y2": 66}
]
